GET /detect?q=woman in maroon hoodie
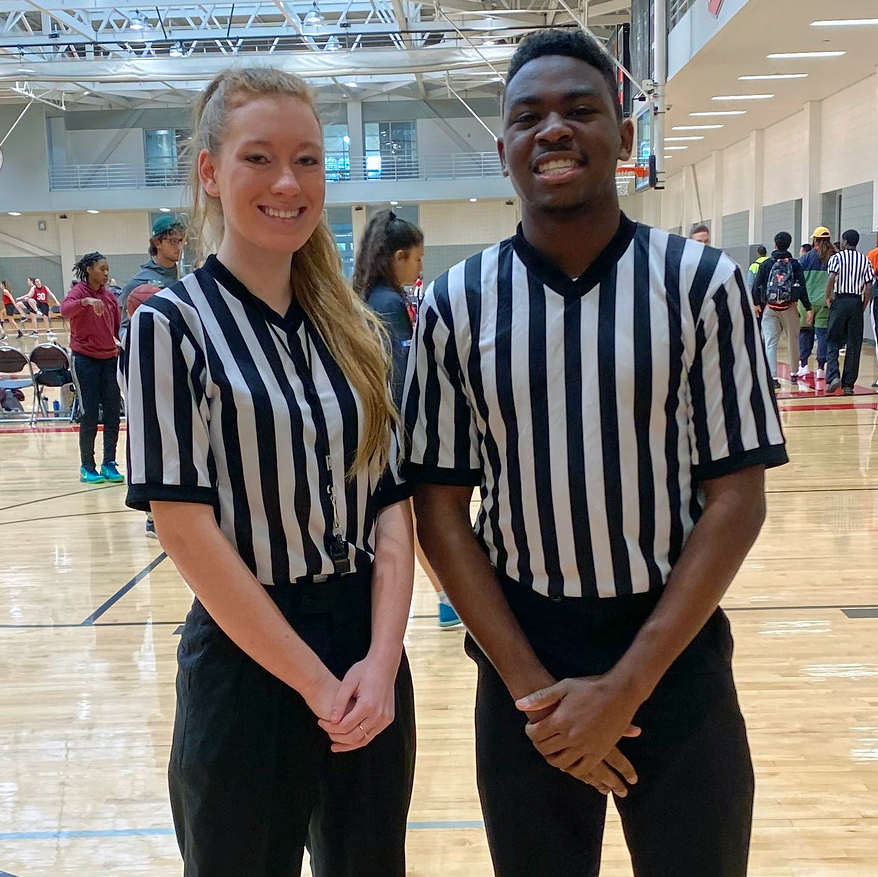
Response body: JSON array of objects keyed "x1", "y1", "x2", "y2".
[{"x1": 61, "y1": 252, "x2": 124, "y2": 484}]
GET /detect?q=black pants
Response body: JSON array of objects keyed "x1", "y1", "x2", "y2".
[
  {"x1": 73, "y1": 352, "x2": 121, "y2": 470},
  {"x1": 169, "y1": 570, "x2": 416, "y2": 877},
  {"x1": 826, "y1": 294, "x2": 864, "y2": 389},
  {"x1": 469, "y1": 579, "x2": 754, "y2": 877}
]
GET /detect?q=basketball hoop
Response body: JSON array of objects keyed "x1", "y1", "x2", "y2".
[
  {"x1": 615, "y1": 176, "x2": 631, "y2": 197},
  {"x1": 615, "y1": 164, "x2": 649, "y2": 197}
]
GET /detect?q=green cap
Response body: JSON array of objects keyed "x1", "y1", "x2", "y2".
[{"x1": 151, "y1": 214, "x2": 184, "y2": 237}]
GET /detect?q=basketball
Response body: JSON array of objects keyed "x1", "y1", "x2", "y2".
[{"x1": 126, "y1": 284, "x2": 161, "y2": 319}]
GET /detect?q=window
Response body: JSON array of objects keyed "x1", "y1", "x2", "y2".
[
  {"x1": 326, "y1": 207, "x2": 354, "y2": 279},
  {"x1": 364, "y1": 121, "x2": 418, "y2": 180},
  {"x1": 144, "y1": 129, "x2": 191, "y2": 185},
  {"x1": 324, "y1": 124, "x2": 351, "y2": 182}
]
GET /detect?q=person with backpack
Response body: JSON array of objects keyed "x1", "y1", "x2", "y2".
[{"x1": 753, "y1": 231, "x2": 812, "y2": 389}]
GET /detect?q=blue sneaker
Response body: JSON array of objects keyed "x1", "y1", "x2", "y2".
[
  {"x1": 100, "y1": 461, "x2": 125, "y2": 483},
  {"x1": 80, "y1": 466, "x2": 105, "y2": 484},
  {"x1": 439, "y1": 601, "x2": 462, "y2": 629}
]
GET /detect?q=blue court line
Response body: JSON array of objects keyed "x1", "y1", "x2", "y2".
[
  {"x1": 0, "y1": 870, "x2": 22, "y2": 876},
  {"x1": 79, "y1": 553, "x2": 167, "y2": 626},
  {"x1": 0, "y1": 822, "x2": 485, "y2": 841}
]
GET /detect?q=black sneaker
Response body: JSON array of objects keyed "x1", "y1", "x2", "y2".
[
  {"x1": 827, "y1": 378, "x2": 842, "y2": 393},
  {"x1": 16, "y1": 329, "x2": 23, "y2": 338},
  {"x1": 145, "y1": 517, "x2": 158, "y2": 539},
  {"x1": 790, "y1": 375, "x2": 798, "y2": 384},
  {"x1": 771, "y1": 378, "x2": 781, "y2": 390},
  {"x1": 843, "y1": 387, "x2": 854, "y2": 396}
]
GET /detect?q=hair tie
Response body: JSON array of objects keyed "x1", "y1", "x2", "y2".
[{"x1": 387, "y1": 211, "x2": 396, "y2": 221}]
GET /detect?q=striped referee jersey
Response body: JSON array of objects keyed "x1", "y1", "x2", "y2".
[
  {"x1": 827, "y1": 248, "x2": 874, "y2": 294},
  {"x1": 124, "y1": 255, "x2": 410, "y2": 585},
  {"x1": 403, "y1": 216, "x2": 788, "y2": 600}
]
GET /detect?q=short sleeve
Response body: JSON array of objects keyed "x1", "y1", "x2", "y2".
[
  {"x1": 401, "y1": 278, "x2": 482, "y2": 486},
  {"x1": 124, "y1": 303, "x2": 217, "y2": 512},
  {"x1": 373, "y1": 420, "x2": 414, "y2": 509},
  {"x1": 827, "y1": 253, "x2": 840, "y2": 274},
  {"x1": 688, "y1": 266, "x2": 788, "y2": 481}
]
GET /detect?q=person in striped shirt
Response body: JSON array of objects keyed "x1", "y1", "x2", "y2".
[
  {"x1": 825, "y1": 229, "x2": 875, "y2": 394},
  {"x1": 123, "y1": 68, "x2": 415, "y2": 877},
  {"x1": 404, "y1": 29, "x2": 786, "y2": 877}
]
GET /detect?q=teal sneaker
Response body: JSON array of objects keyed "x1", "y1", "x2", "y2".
[
  {"x1": 100, "y1": 461, "x2": 125, "y2": 483},
  {"x1": 439, "y1": 600, "x2": 462, "y2": 629},
  {"x1": 80, "y1": 466, "x2": 106, "y2": 484}
]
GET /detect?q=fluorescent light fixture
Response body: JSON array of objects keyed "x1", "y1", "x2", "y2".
[
  {"x1": 811, "y1": 19, "x2": 878, "y2": 27},
  {"x1": 711, "y1": 93, "x2": 774, "y2": 100},
  {"x1": 129, "y1": 10, "x2": 145, "y2": 30},
  {"x1": 665, "y1": 146, "x2": 688, "y2": 150},
  {"x1": 86, "y1": 209, "x2": 100, "y2": 214},
  {"x1": 673, "y1": 124, "x2": 723, "y2": 130},
  {"x1": 344, "y1": 81, "x2": 357, "y2": 88},
  {"x1": 767, "y1": 51, "x2": 845, "y2": 58},
  {"x1": 469, "y1": 198, "x2": 478, "y2": 202},
  {"x1": 739, "y1": 73, "x2": 808, "y2": 80},
  {"x1": 389, "y1": 201, "x2": 399, "y2": 206},
  {"x1": 690, "y1": 110, "x2": 745, "y2": 116},
  {"x1": 7, "y1": 211, "x2": 21, "y2": 216},
  {"x1": 159, "y1": 207, "x2": 171, "y2": 213},
  {"x1": 665, "y1": 136, "x2": 704, "y2": 141}
]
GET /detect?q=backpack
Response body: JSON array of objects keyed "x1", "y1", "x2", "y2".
[{"x1": 766, "y1": 258, "x2": 795, "y2": 310}]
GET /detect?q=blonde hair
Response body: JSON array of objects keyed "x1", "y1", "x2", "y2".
[{"x1": 188, "y1": 67, "x2": 396, "y2": 474}]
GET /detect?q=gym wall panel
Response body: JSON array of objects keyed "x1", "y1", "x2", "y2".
[
  {"x1": 763, "y1": 110, "x2": 806, "y2": 208},
  {"x1": 840, "y1": 181, "x2": 875, "y2": 251},
  {"x1": 722, "y1": 138, "x2": 752, "y2": 217},
  {"x1": 0, "y1": 215, "x2": 62, "y2": 256},
  {"x1": 820, "y1": 74, "x2": 877, "y2": 194},
  {"x1": 722, "y1": 210, "x2": 749, "y2": 248},
  {"x1": 419, "y1": 200, "x2": 517, "y2": 247},
  {"x1": 761, "y1": 200, "x2": 802, "y2": 252},
  {"x1": 73, "y1": 212, "x2": 151, "y2": 257},
  {"x1": 422, "y1": 244, "x2": 487, "y2": 286}
]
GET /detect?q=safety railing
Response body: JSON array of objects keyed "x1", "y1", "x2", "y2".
[{"x1": 49, "y1": 152, "x2": 504, "y2": 191}]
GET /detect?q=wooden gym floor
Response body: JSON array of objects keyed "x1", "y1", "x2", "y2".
[{"x1": 1, "y1": 328, "x2": 877, "y2": 876}]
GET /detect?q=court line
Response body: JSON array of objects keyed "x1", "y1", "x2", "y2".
[
  {"x1": 0, "y1": 509, "x2": 134, "y2": 527},
  {"x1": 0, "y1": 822, "x2": 486, "y2": 841},
  {"x1": 79, "y1": 553, "x2": 168, "y2": 626},
  {"x1": 0, "y1": 484, "x2": 123, "y2": 513},
  {"x1": 0, "y1": 621, "x2": 181, "y2": 629},
  {"x1": 0, "y1": 870, "x2": 22, "y2": 876},
  {"x1": 778, "y1": 402, "x2": 878, "y2": 412}
]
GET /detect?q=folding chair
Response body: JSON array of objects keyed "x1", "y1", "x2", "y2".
[
  {"x1": 28, "y1": 342, "x2": 74, "y2": 424},
  {"x1": 0, "y1": 345, "x2": 33, "y2": 423}
]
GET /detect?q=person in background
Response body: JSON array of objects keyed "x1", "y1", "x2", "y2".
[
  {"x1": 124, "y1": 67, "x2": 415, "y2": 877},
  {"x1": 800, "y1": 243, "x2": 812, "y2": 258},
  {"x1": 353, "y1": 208, "x2": 462, "y2": 629},
  {"x1": 61, "y1": 252, "x2": 124, "y2": 485},
  {"x1": 27, "y1": 278, "x2": 60, "y2": 337},
  {"x1": 753, "y1": 231, "x2": 812, "y2": 389},
  {"x1": 868, "y1": 232, "x2": 878, "y2": 387},
  {"x1": 120, "y1": 215, "x2": 186, "y2": 335},
  {"x1": 688, "y1": 223, "x2": 710, "y2": 245},
  {"x1": 1, "y1": 281, "x2": 25, "y2": 340},
  {"x1": 825, "y1": 229, "x2": 875, "y2": 395},
  {"x1": 797, "y1": 228, "x2": 835, "y2": 383},
  {"x1": 747, "y1": 246, "x2": 769, "y2": 291},
  {"x1": 15, "y1": 278, "x2": 42, "y2": 337}
]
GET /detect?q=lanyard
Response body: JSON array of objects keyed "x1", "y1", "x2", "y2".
[{"x1": 268, "y1": 320, "x2": 351, "y2": 575}]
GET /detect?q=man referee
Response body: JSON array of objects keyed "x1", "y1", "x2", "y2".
[{"x1": 403, "y1": 29, "x2": 787, "y2": 877}]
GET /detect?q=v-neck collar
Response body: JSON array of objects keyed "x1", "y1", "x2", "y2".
[
  {"x1": 202, "y1": 254, "x2": 305, "y2": 330},
  {"x1": 512, "y1": 213, "x2": 637, "y2": 299}
]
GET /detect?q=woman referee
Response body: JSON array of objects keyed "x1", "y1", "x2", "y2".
[{"x1": 123, "y1": 68, "x2": 415, "y2": 877}]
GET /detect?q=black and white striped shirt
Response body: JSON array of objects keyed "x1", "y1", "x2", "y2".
[
  {"x1": 124, "y1": 255, "x2": 410, "y2": 585},
  {"x1": 827, "y1": 249, "x2": 874, "y2": 294},
  {"x1": 402, "y1": 217, "x2": 787, "y2": 600}
]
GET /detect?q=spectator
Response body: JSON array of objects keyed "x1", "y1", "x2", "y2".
[
  {"x1": 868, "y1": 232, "x2": 878, "y2": 387},
  {"x1": 747, "y1": 245, "x2": 769, "y2": 290},
  {"x1": 353, "y1": 208, "x2": 461, "y2": 629},
  {"x1": 797, "y1": 228, "x2": 835, "y2": 382},
  {"x1": 1, "y1": 281, "x2": 24, "y2": 340},
  {"x1": 61, "y1": 252, "x2": 124, "y2": 484},
  {"x1": 15, "y1": 278, "x2": 41, "y2": 337},
  {"x1": 825, "y1": 229, "x2": 875, "y2": 395},
  {"x1": 800, "y1": 243, "x2": 813, "y2": 257},
  {"x1": 753, "y1": 231, "x2": 812, "y2": 389},
  {"x1": 27, "y1": 278, "x2": 59, "y2": 336},
  {"x1": 688, "y1": 223, "x2": 710, "y2": 245},
  {"x1": 120, "y1": 215, "x2": 186, "y2": 335}
]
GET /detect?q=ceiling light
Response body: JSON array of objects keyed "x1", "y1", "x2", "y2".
[
  {"x1": 7, "y1": 211, "x2": 21, "y2": 216},
  {"x1": 767, "y1": 51, "x2": 845, "y2": 58},
  {"x1": 342, "y1": 135, "x2": 351, "y2": 145},
  {"x1": 811, "y1": 18, "x2": 878, "y2": 27},
  {"x1": 86, "y1": 209, "x2": 100, "y2": 214},
  {"x1": 665, "y1": 136, "x2": 704, "y2": 141},
  {"x1": 324, "y1": 35, "x2": 340, "y2": 51},
  {"x1": 344, "y1": 81, "x2": 357, "y2": 88},
  {"x1": 169, "y1": 41, "x2": 185, "y2": 57},
  {"x1": 303, "y1": 2, "x2": 325, "y2": 27},
  {"x1": 711, "y1": 93, "x2": 774, "y2": 100},
  {"x1": 665, "y1": 146, "x2": 688, "y2": 150},
  {"x1": 739, "y1": 73, "x2": 808, "y2": 80},
  {"x1": 129, "y1": 10, "x2": 145, "y2": 30},
  {"x1": 159, "y1": 207, "x2": 171, "y2": 213},
  {"x1": 673, "y1": 124, "x2": 724, "y2": 130},
  {"x1": 469, "y1": 198, "x2": 478, "y2": 202},
  {"x1": 390, "y1": 201, "x2": 399, "y2": 206},
  {"x1": 690, "y1": 110, "x2": 746, "y2": 116}
]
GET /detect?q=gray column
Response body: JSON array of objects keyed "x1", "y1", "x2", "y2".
[
  {"x1": 711, "y1": 150, "x2": 724, "y2": 247},
  {"x1": 802, "y1": 100, "x2": 822, "y2": 244},
  {"x1": 748, "y1": 129, "x2": 764, "y2": 246}
]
